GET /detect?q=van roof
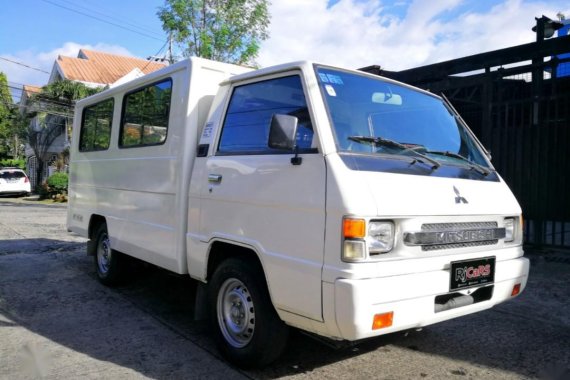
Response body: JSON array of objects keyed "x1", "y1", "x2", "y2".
[{"x1": 76, "y1": 58, "x2": 437, "y2": 107}]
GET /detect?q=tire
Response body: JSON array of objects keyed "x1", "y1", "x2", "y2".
[
  {"x1": 93, "y1": 223, "x2": 125, "y2": 286},
  {"x1": 208, "y1": 257, "x2": 289, "y2": 368}
]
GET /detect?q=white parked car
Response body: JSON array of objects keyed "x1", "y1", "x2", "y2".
[{"x1": 0, "y1": 168, "x2": 31, "y2": 197}]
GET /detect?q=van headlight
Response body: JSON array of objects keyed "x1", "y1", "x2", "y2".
[
  {"x1": 504, "y1": 217, "x2": 515, "y2": 242},
  {"x1": 368, "y1": 221, "x2": 395, "y2": 254},
  {"x1": 342, "y1": 218, "x2": 394, "y2": 262}
]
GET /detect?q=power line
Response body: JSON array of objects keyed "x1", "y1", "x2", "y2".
[
  {"x1": 0, "y1": 57, "x2": 50, "y2": 74},
  {"x1": 142, "y1": 39, "x2": 170, "y2": 72},
  {"x1": 0, "y1": 84, "x2": 76, "y2": 109},
  {"x1": 3, "y1": 84, "x2": 36, "y2": 105},
  {"x1": 1, "y1": 84, "x2": 76, "y2": 109},
  {"x1": 29, "y1": 119, "x2": 71, "y2": 129},
  {"x1": 4, "y1": 84, "x2": 29, "y2": 93},
  {"x1": 0, "y1": 99, "x2": 74, "y2": 118},
  {"x1": 40, "y1": 0, "x2": 164, "y2": 42},
  {"x1": 54, "y1": 0, "x2": 162, "y2": 37},
  {"x1": 9, "y1": 81, "x2": 44, "y2": 89}
]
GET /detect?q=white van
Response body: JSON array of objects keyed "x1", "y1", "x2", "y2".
[{"x1": 67, "y1": 57, "x2": 529, "y2": 368}]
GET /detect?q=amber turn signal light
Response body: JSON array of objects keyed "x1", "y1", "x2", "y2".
[
  {"x1": 372, "y1": 312, "x2": 394, "y2": 330},
  {"x1": 511, "y1": 283, "x2": 521, "y2": 297},
  {"x1": 344, "y1": 218, "x2": 366, "y2": 239}
]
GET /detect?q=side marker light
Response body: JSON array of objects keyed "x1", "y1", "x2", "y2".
[
  {"x1": 511, "y1": 283, "x2": 521, "y2": 297},
  {"x1": 372, "y1": 312, "x2": 394, "y2": 330}
]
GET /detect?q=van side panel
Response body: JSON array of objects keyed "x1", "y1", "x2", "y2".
[
  {"x1": 68, "y1": 58, "x2": 252, "y2": 274},
  {"x1": 68, "y1": 65, "x2": 188, "y2": 273}
]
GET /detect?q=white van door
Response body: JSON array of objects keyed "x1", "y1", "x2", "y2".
[{"x1": 199, "y1": 74, "x2": 326, "y2": 321}]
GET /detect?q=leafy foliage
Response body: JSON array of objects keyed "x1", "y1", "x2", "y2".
[
  {"x1": 0, "y1": 72, "x2": 16, "y2": 159},
  {"x1": 38, "y1": 79, "x2": 100, "y2": 102},
  {"x1": 158, "y1": 0, "x2": 270, "y2": 65},
  {"x1": 121, "y1": 80, "x2": 171, "y2": 146},
  {"x1": 80, "y1": 99, "x2": 114, "y2": 151},
  {"x1": 46, "y1": 172, "x2": 68, "y2": 190},
  {"x1": 39, "y1": 172, "x2": 69, "y2": 201},
  {"x1": 0, "y1": 158, "x2": 26, "y2": 169}
]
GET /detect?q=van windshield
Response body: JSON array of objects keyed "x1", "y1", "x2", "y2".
[{"x1": 316, "y1": 67, "x2": 490, "y2": 169}]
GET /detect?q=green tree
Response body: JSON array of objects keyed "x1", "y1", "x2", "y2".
[
  {"x1": 0, "y1": 72, "x2": 15, "y2": 160},
  {"x1": 35, "y1": 79, "x2": 100, "y2": 112},
  {"x1": 158, "y1": 0, "x2": 270, "y2": 65},
  {"x1": 8, "y1": 112, "x2": 30, "y2": 160}
]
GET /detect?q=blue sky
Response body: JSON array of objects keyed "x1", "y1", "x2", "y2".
[
  {"x1": 1, "y1": 0, "x2": 568, "y2": 98},
  {"x1": 2, "y1": 0, "x2": 166, "y2": 60}
]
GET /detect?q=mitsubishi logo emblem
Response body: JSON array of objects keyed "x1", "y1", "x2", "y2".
[{"x1": 454, "y1": 186, "x2": 468, "y2": 204}]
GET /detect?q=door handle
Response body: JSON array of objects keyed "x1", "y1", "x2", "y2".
[{"x1": 208, "y1": 174, "x2": 222, "y2": 184}]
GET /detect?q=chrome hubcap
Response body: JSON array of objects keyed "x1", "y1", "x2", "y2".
[
  {"x1": 97, "y1": 233, "x2": 112, "y2": 274},
  {"x1": 217, "y1": 278, "x2": 255, "y2": 348}
]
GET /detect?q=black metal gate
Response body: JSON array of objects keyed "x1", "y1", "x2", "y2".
[
  {"x1": 487, "y1": 75, "x2": 570, "y2": 247},
  {"x1": 361, "y1": 33, "x2": 570, "y2": 248}
]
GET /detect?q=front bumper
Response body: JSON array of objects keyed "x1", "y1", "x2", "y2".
[{"x1": 333, "y1": 255, "x2": 529, "y2": 340}]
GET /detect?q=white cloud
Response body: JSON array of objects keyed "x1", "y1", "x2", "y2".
[
  {"x1": 259, "y1": 0, "x2": 570, "y2": 71},
  {"x1": 1, "y1": 42, "x2": 132, "y2": 89}
]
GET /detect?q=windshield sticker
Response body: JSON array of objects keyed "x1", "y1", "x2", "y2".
[
  {"x1": 326, "y1": 74, "x2": 344, "y2": 85},
  {"x1": 325, "y1": 84, "x2": 337, "y2": 97},
  {"x1": 318, "y1": 73, "x2": 330, "y2": 83}
]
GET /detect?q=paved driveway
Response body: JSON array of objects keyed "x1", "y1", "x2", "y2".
[{"x1": 0, "y1": 199, "x2": 569, "y2": 379}]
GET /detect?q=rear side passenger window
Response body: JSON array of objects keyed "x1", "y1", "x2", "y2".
[
  {"x1": 218, "y1": 75, "x2": 315, "y2": 154},
  {"x1": 79, "y1": 98, "x2": 114, "y2": 152},
  {"x1": 120, "y1": 79, "x2": 172, "y2": 148}
]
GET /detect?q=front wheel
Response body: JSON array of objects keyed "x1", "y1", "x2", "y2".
[
  {"x1": 93, "y1": 223, "x2": 125, "y2": 286},
  {"x1": 208, "y1": 258, "x2": 289, "y2": 368}
]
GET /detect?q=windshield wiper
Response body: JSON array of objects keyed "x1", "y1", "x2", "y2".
[
  {"x1": 422, "y1": 150, "x2": 490, "y2": 176},
  {"x1": 348, "y1": 136, "x2": 440, "y2": 170}
]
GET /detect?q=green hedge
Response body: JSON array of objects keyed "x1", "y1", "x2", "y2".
[
  {"x1": 0, "y1": 159, "x2": 26, "y2": 170},
  {"x1": 46, "y1": 172, "x2": 68, "y2": 191},
  {"x1": 39, "y1": 172, "x2": 68, "y2": 202}
]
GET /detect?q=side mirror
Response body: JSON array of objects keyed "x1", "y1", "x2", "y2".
[{"x1": 268, "y1": 114, "x2": 298, "y2": 150}]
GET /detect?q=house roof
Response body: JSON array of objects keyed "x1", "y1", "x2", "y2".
[
  {"x1": 19, "y1": 85, "x2": 42, "y2": 115},
  {"x1": 22, "y1": 85, "x2": 42, "y2": 96},
  {"x1": 55, "y1": 49, "x2": 166, "y2": 85}
]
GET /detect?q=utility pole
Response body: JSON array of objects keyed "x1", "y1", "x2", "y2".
[
  {"x1": 531, "y1": 16, "x2": 563, "y2": 125},
  {"x1": 167, "y1": 33, "x2": 175, "y2": 65},
  {"x1": 147, "y1": 33, "x2": 175, "y2": 64},
  {"x1": 13, "y1": 134, "x2": 19, "y2": 160},
  {"x1": 531, "y1": 16, "x2": 546, "y2": 126}
]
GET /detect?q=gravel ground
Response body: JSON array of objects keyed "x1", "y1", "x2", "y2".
[{"x1": 0, "y1": 198, "x2": 569, "y2": 379}]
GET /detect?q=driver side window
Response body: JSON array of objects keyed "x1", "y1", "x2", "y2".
[{"x1": 218, "y1": 75, "x2": 315, "y2": 154}]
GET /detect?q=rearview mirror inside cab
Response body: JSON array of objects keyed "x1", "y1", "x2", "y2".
[{"x1": 372, "y1": 92, "x2": 402, "y2": 105}]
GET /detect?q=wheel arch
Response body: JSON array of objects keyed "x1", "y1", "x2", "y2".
[
  {"x1": 206, "y1": 240, "x2": 266, "y2": 283},
  {"x1": 87, "y1": 214, "x2": 107, "y2": 256},
  {"x1": 205, "y1": 240, "x2": 289, "y2": 367},
  {"x1": 194, "y1": 239, "x2": 274, "y2": 322}
]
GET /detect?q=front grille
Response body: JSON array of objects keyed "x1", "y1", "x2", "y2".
[
  {"x1": 406, "y1": 221, "x2": 501, "y2": 251},
  {"x1": 421, "y1": 222, "x2": 498, "y2": 231},
  {"x1": 422, "y1": 239, "x2": 498, "y2": 251}
]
